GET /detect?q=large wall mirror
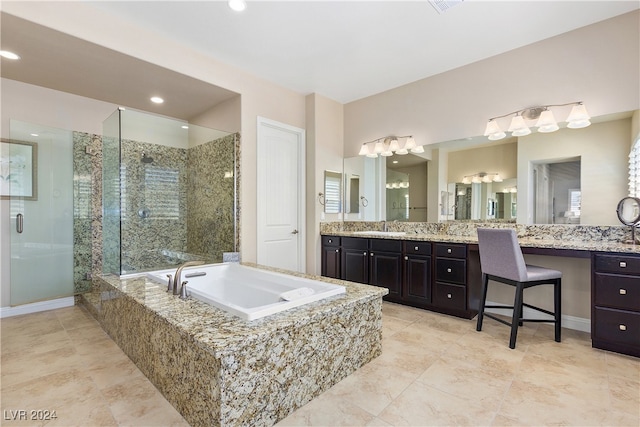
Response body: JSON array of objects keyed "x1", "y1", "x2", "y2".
[{"x1": 342, "y1": 111, "x2": 636, "y2": 226}]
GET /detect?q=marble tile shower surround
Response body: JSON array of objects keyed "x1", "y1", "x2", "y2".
[
  {"x1": 86, "y1": 265, "x2": 385, "y2": 426},
  {"x1": 324, "y1": 221, "x2": 632, "y2": 244}
]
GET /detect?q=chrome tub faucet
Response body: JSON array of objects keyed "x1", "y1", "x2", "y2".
[{"x1": 172, "y1": 261, "x2": 205, "y2": 295}]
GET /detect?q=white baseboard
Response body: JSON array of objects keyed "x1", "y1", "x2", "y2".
[
  {"x1": 0, "y1": 297, "x2": 75, "y2": 318},
  {"x1": 485, "y1": 300, "x2": 590, "y2": 333}
]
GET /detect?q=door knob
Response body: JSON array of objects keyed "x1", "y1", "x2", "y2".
[{"x1": 291, "y1": 229, "x2": 299, "y2": 234}]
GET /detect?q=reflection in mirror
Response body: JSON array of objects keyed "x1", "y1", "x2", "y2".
[
  {"x1": 532, "y1": 159, "x2": 580, "y2": 224},
  {"x1": 324, "y1": 170, "x2": 342, "y2": 214},
  {"x1": 386, "y1": 154, "x2": 428, "y2": 221},
  {"x1": 451, "y1": 178, "x2": 517, "y2": 221},
  {"x1": 345, "y1": 174, "x2": 360, "y2": 214}
]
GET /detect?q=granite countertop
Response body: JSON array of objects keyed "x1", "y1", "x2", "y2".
[
  {"x1": 323, "y1": 231, "x2": 640, "y2": 254},
  {"x1": 100, "y1": 263, "x2": 388, "y2": 355}
]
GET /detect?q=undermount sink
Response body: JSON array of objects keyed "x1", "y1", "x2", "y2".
[{"x1": 353, "y1": 231, "x2": 407, "y2": 237}]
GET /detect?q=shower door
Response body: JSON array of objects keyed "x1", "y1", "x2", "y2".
[{"x1": 6, "y1": 121, "x2": 74, "y2": 305}]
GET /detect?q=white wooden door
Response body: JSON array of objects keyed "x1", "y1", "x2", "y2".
[{"x1": 257, "y1": 117, "x2": 305, "y2": 272}]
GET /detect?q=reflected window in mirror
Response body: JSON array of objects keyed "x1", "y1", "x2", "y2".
[{"x1": 324, "y1": 170, "x2": 342, "y2": 214}]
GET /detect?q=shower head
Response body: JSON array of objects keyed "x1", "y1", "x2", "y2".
[{"x1": 141, "y1": 153, "x2": 154, "y2": 163}]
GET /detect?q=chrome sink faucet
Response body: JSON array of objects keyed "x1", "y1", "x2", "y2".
[{"x1": 172, "y1": 261, "x2": 205, "y2": 295}]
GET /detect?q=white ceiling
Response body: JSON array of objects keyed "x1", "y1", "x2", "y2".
[{"x1": 86, "y1": 0, "x2": 639, "y2": 104}]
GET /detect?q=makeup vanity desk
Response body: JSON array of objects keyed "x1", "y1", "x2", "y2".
[{"x1": 321, "y1": 230, "x2": 640, "y2": 358}]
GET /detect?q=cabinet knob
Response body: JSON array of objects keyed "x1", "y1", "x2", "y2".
[
  {"x1": 404, "y1": 256, "x2": 409, "y2": 260},
  {"x1": 328, "y1": 239, "x2": 332, "y2": 243},
  {"x1": 447, "y1": 268, "x2": 452, "y2": 273},
  {"x1": 414, "y1": 246, "x2": 419, "y2": 251},
  {"x1": 447, "y1": 248, "x2": 452, "y2": 254},
  {"x1": 447, "y1": 293, "x2": 452, "y2": 299},
  {"x1": 619, "y1": 324, "x2": 627, "y2": 331},
  {"x1": 335, "y1": 249, "x2": 339, "y2": 253},
  {"x1": 363, "y1": 251, "x2": 367, "y2": 256},
  {"x1": 619, "y1": 288, "x2": 627, "y2": 295},
  {"x1": 370, "y1": 252, "x2": 374, "y2": 257},
  {"x1": 620, "y1": 261, "x2": 627, "y2": 268}
]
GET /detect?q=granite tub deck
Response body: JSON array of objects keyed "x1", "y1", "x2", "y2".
[{"x1": 82, "y1": 263, "x2": 387, "y2": 427}]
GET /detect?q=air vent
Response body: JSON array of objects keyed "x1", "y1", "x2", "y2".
[{"x1": 429, "y1": 0, "x2": 464, "y2": 14}]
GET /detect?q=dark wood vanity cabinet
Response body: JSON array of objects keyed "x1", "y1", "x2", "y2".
[
  {"x1": 321, "y1": 235, "x2": 480, "y2": 318},
  {"x1": 403, "y1": 241, "x2": 432, "y2": 306},
  {"x1": 341, "y1": 237, "x2": 369, "y2": 284},
  {"x1": 592, "y1": 253, "x2": 640, "y2": 357},
  {"x1": 320, "y1": 236, "x2": 341, "y2": 279}
]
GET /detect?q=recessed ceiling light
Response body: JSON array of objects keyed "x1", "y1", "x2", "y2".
[
  {"x1": 150, "y1": 96, "x2": 164, "y2": 104},
  {"x1": 228, "y1": 0, "x2": 246, "y2": 12},
  {"x1": 181, "y1": 125, "x2": 189, "y2": 129},
  {"x1": 30, "y1": 133, "x2": 39, "y2": 137},
  {"x1": 0, "y1": 50, "x2": 20, "y2": 60}
]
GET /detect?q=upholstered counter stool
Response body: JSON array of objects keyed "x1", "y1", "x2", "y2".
[{"x1": 476, "y1": 228, "x2": 562, "y2": 349}]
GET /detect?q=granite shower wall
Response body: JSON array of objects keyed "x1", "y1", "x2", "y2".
[
  {"x1": 72, "y1": 130, "x2": 240, "y2": 287},
  {"x1": 187, "y1": 133, "x2": 238, "y2": 263}
]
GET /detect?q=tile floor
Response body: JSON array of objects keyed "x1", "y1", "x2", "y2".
[{"x1": 1, "y1": 302, "x2": 638, "y2": 426}]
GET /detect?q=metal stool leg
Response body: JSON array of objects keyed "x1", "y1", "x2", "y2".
[
  {"x1": 476, "y1": 274, "x2": 489, "y2": 332},
  {"x1": 554, "y1": 278, "x2": 562, "y2": 342},
  {"x1": 509, "y1": 282, "x2": 524, "y2": 349}
]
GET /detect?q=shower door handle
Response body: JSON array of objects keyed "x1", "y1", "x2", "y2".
[{"x1": 16, "y1": 213, "x2": 23, "y2": 233}]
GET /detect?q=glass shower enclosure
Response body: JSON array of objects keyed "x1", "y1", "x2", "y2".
[{"x1": 102, "y1": 108, "x2": 239, "y2": 275}]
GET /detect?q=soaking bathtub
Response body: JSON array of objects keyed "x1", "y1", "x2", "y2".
[{"x1": 146, "y1": 263, "x2": 346, "y2": 320}]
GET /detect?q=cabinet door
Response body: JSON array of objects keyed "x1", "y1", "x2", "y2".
[
  {"x1": 370, "y1": 251, "x2": 402, "y2": 299},
  {"x1": 342, "y1": 248, "x2": 369, "y2": 284},
  {"x1": 321, "y1": 246, "x2": 341, "y2": 279},
  {"x1": 404, "y1": 255, "x2": 431, "y2": 305}
]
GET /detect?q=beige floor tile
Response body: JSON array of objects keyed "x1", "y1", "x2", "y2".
[
  {"x1": 382, "y1": 315, "x2": 413, "y2": 338},
  {"x1": 382, "y1": 302, "x2": 430, "y2": 323},
  {"x1": 0, "y1": 346, "x2": 85, "y2": 389},
  {"x1": 605, "y1": 351, "x2": 640, "y2": 381},
  {"x1": 608, "y1": 374, "x2": 640, "y2": 417},
  {"x1": 276, "y1": 391, "x2": 376, "y2": 426},
  {"x1": 374, "y1": 336, "x2": 440, "y2": 375},
  {"x1": 499, "y1": 379, "x2": 612, "y2": 426},
  {"x1": 55, "y1": 306, "x2": 98, "y2": 331},
  {"x1": 415, "y1": 356, "x2": 512, "y2": 412},
  {"x1": 1, "y1": 329, "x2": 72, "y2": 357},
  {"x1": 378, "y1": 380, "x2": 496, "y2": 426},
  {"x1": 322, "y1": 360, "x2": 419, "y2": 416}
]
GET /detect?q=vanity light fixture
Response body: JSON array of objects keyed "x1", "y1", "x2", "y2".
[
  {"x1": 484, "y1": 102, "x2": 590, "y2": 141},
  {"x1": 150, "y1": 96, "x2": 164, "y2": 104},
  {"x1": 461, "y1": 172, "x2": 503, "y2": 185},
  {"x1": 358, "y1": 135, "x2": 424, "y2": 157}
]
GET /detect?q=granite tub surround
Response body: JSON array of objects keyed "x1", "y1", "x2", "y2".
[
  {"x1": 86, "y1": 263, "x2": 386, "y2": 426},
  {"x1": 321, "y1": 221, "x2": 640, "y2": 253}
]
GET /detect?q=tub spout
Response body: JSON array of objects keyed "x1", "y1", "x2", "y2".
[{"x1": 173, "y1": 261, "x2": 204, "y2": 295}]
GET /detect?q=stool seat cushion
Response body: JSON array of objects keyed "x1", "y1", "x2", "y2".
[{"x1": 525, "y1": 264, "x2": 562, "y2": 282}]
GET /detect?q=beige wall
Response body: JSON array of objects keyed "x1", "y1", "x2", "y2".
[
  {"x1": 344, "y1": 11, "x2": 639, "y2": 157},
  {"x1": 517, "y1": 118, "x2": 630, "y2": 225},
  {"x1": 447, "y1": 142, "x2": 517, "y2": 183},
  {"x1": 305, "y1": 94, "x2": 344, "y2": 275}
]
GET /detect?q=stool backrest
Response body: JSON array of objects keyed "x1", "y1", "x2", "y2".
[{"x1": 477, "y1": 228, "x2": 527, "y2": 282}]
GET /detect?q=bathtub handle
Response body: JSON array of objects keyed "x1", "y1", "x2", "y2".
[
  {"x1": 16, "y1": 213, "x2": 23, "y2": 234},
  {"x1": 166, "y1": 274, "x2": 173, "y2": 292},
  {"x1": 179, "y1": 281, "x2": 189, "y2": 299}
]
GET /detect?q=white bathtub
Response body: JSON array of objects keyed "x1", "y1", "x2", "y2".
[{"x1": 146, "y1": 263, "x2": 346, "y2": 321}]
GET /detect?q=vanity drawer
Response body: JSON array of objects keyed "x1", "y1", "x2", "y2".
[
  {"x1": 403, "y1": 241, "x2": 431, "y2": 256},
  {"x1": 322, "y1": 236, "x2": 340, "y2": 247},
  {"x1": 594, "y1": 273, "x2": 640, "y2": 311},
  {"x1": 593, "y1": 307, "x2": 640, "y2": 348},
  {"x1": 435, "y1": 243, "x2": 466, "y2": 259},
  {"x1": 435, "y1": 258, "x2": 466, "y2": 284},
  {"x1": 434, "y1": 282, "x2": 467, "y2": 311},
  {"x1": 594, "y1": 254, "x2": 640, "y2": 275},
  {"x1": 341, "y1": 237, "x2": 368, "y2": 250},
  {"x1": 369, "y1": 238, "x2": 402, "y2": 253}
]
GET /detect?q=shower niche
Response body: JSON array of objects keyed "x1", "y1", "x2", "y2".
[{"x1": 102, "y1": 108, "x2": 239, "y2": 275}]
